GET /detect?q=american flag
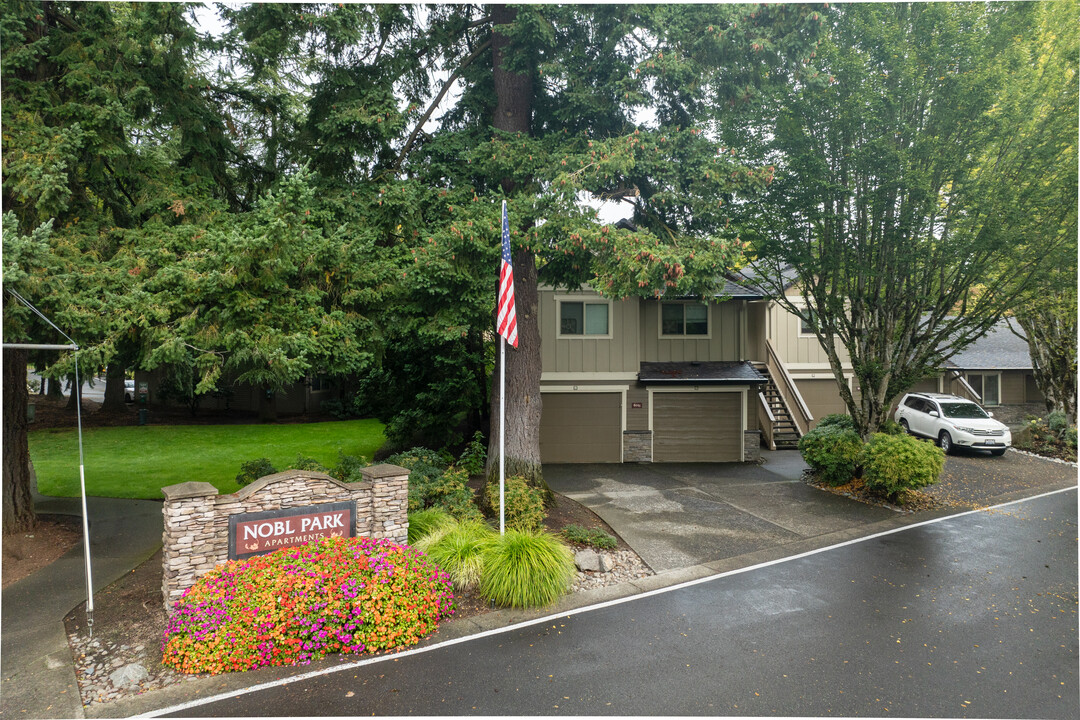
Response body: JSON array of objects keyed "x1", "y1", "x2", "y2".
[{"x1": 496, "y1": 200, "x2": 518, "y2": 348}]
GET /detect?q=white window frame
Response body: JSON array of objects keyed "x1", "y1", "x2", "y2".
[
  {"x1": 658, "y1": 301, "x2": 711, "y2": 339},
  {"x1": 798, "y1": 308, "x2": 818, "y2": 337},
  {"x1": 555, "y1": 296, "x2": 614, "y2": 340}
]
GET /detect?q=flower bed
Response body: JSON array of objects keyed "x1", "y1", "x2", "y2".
[{"x1": 162, "y1": 537, "x2": 454, "y2": 675}]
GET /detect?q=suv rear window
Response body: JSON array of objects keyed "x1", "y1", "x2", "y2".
[
  {"x1": 904, "y1": 397, "x2": 923, "y2": 411},
  {"x1": 940, "y1": 402, "x2": 989, "y2": 419}
]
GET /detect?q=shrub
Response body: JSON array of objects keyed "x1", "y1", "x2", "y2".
[
  {"x1": 816, "y1": 413, "x2": 856, "y2": 431},
  {"x1": 386, "y1": 447, "x2": 452, "y2": 472},
  {"x1": 235, "y1": 458, "x2": 278, "y2": 486},
  {"x1": 329, "y1": 451, "x2": 368, "y2": 483},
  {"x1": 484, "y1": 475, "x2": 547, "y2": 531},
  {"x1": 288, "y1": 455, "x2": 327, "y2": 473},
  {"x1": 457, "y1": 431, "x2": 487, "y2": 476},
  {"x1": 420, "y1": 520, "x2": 497, "y2": 592},
  {"x1": 879, "y1": 418, "x2": 906, "y2": 436},
  {"x1": 161, "y1": 537, "x2": 454, "y2": 674},
  {"x1": 561, "y1": 524, "x2": 617, "y2": 550},
  {"x1": 478, "y1": 529, "x2": 575, "y2": 608},
  {"x1": 798, "y1": 425, "x2": 864, "y2": 485},
  {"x1": 861, "y1": 432, "x2": 944, "y2": 501},
  {"x1": 407, "y1": 508, "x2": 458, "y2": 546},
  {"x1": 405, "y1": 463, "x2": 482, "y2": 522},
  {"x1": 1047, "y1": 410, "x2": 1068, "y2": 434}
]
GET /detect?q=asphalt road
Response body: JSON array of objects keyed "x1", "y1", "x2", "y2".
[{"x1": 162, "y1": 489, "x2": 1078, "y2": 718}]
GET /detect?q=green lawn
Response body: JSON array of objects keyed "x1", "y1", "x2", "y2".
[{"x1": 29, "y1": 419, "x2": 386, "y2": 499}]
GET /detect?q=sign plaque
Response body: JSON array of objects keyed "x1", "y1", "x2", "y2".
[{"x1": 228, "y1": 501, "x2": 355, "y2": 560}]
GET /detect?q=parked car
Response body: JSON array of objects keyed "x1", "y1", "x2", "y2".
[
  {"x1": 894, "y1": 392, "x2": 1011, "y2": 456},
  {"x1": 124, "y1": 379, "x2": 135, "y2": 402}
]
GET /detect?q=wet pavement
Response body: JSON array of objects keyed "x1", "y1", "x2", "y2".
[{"x1": 157, "y1": 487, "x2": 1078, "y2": 718}]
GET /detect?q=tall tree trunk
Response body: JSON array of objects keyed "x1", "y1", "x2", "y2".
[
  {"x1": 3, "y1": 349, "x2": 36, "y2": 534},
  {"x1": 47, "y1": 374, "x2": 64, "y2": 400},
  {"x1": 487, "y1": 250, "x2": 545, "y2": 490},
  {"x1": 259, "y1": 387, "x2": 278, "y2": 422},
  {"x1": 65, "y1": 372, "x2": 81, "y2": 412},
  {"x1": 485, "y1": 5, "x2": 547, "y2": 491},
  {"x1": 100, "y1": 361, "x2": 126, "y2": 412}
]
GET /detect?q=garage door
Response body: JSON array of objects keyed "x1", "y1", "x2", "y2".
[
  {"x1": 795, "y1": 379, "x2": 850, "y2": 430},
  {"x1": 540, "y1": 392, "x2": 622, "y2": 463},
  {"x1": 652, "y1": 392, "x2": 742, "y2": 462}
]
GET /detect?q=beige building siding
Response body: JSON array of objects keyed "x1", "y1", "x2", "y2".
[
  {"x1": 766, "y1": 299, "x2": 852, "y2": 368},
  {"x1": 625, "y1": 385, "x2": 650, "y2": 431},
  {"x1": 746, "y1": 301, "x2": 768, "y2": 362},
  {"x1": 539, "y1": 288, "x2": 640, "y2": 374},
  {"x1": 795, "y1": 378, "x2": 851, "y2": 429},
  {"x1": 639, "y1": 299, "x2": 743, "y2": 362}
]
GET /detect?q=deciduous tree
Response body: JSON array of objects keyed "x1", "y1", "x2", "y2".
[{"x1": 748, "y1": 1, "x2": 1074, "y2": 437}]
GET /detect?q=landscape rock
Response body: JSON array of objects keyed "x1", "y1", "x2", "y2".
[
  {"x1": 109, "y1": 662, "x2": 149, "y2": 690},
  {"x1": 575, "y1": 549, "x2": 602, "y2": 572}
]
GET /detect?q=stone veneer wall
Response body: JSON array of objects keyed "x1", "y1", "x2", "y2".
[
  {"x1": 743, "y1": 430, "x2": 761, "y2": 462},
  {"x1": 160, "y1": 465, "x2": 409, "y2": 613}
]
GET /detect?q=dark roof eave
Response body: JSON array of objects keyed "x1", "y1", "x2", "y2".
[{"x1": 638, "y1": 377, "x2": 768, "y2": 385}]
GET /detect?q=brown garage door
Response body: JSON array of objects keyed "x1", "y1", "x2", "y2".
[
  {"x1": 653, "y1": 392, "x2": 742, "y2": 462},
  {"x1": 540, "y1": 392, "x2": 622, "y2": 463}
]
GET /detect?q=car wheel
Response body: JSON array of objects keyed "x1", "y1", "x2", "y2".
[
  {"x1": 989, "y1": 448, "x2": 1006, "y2": 457},
  {"x1": 938, "y1": 431, "x2": 954, "y2": 455},
  {"x1": 899, "y1": 419, "x2": 910, "y2": 434}
]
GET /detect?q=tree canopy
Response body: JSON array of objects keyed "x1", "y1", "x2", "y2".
[{"x1": 746, "y1": 1, "x2": 1077, "y2": 436}]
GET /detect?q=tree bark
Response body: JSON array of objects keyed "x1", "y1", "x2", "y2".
[
  {"x1": 3, "y1": 349, "x2": 36, "y2": 534},
  {"x1": 487, "y1": 249, "x2": 546, "y2": 491},
  {"x1": 65, "y1": 373, "x2": 81, "y2": 412},
  {"x1": 485, "y1": 5, "x2": 547, "y2": 492},
  {"x1": 47, "y1": 374, "x2": 64, "y2": 400},
  {"x1": 259, "y1": 387, "x2": 278, "y2": 422},
  {"x1": 100, "y1": 361, "x2": 127, "y2": 412}
]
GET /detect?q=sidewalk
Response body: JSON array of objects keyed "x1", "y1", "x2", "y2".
[{"x1": 1, "y1": 495, "x2": 163, "y2": 719}]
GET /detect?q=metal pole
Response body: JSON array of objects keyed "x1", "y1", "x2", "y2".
[
  {"x1": 1, "y1": 343, "x2": 79, "y2": 351},
  {"x1": 499, "y1": 338, "x2": 506, "y2": 536},
  {"x1": 74, "y1": 355, "x2": 94, "y2": 635}
]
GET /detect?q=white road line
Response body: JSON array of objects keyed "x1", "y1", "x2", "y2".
[{"x1": 141, "y1": 484, "x2": 1077, "y2": 718}]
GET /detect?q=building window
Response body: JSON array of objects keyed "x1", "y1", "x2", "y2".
[
  {"x1": 661, "y1": 303, "x2": 708, "y2": 336},
  {"x1": 799, "y1": 308, "x2": 818, "y2": 335},
  {"x1": 966, "y1": 373, "x2": 1000, "y2": 406},
  {"x1": 559, "y1": 300, "x2": 609, "y2": 336}
]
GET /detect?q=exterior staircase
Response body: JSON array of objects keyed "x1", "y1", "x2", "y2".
[{"x1": 751, "y1": 361, "x2": 802, "y2": 450}]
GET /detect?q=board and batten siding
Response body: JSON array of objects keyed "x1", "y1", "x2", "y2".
[
  {"x1": 639, "y1": 299, "x2": 743, "y2": 362},
  {"x1": 767, "y1": 292, "x2": 852, "y2": 367},
  {"x1": 539, "y1": 289, "x2": 640, "y2": 373}
]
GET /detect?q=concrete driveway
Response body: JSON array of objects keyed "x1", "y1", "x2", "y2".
[
  {"x1": 545, "y1": 448, "x2": 1078, "y2": 574},
  {"x1": 544, "y1": 449, "x2": 898, "y2": 572}
]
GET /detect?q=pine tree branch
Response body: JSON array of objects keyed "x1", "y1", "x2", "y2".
[{"x1": 392, "y1": 37, "x2": 493, "y2": 174}]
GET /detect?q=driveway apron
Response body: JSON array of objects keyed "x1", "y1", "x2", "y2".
[{"x1": 544, "y1": 450, "x2": 897, "y2": 572}]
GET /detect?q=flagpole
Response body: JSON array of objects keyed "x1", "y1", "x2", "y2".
[{"x1": 499, "y1": 337, "x2": 506, "y2": 536}]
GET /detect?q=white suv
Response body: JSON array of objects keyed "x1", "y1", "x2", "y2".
[{"x1": 894, "y1": 392, "x2": 1011, "y2": 456}]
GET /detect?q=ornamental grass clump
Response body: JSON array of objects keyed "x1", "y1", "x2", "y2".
[
  {"x1": 478, "y1": 529, "x2": 575, "y2": 608},
  {"x1": 407, "y1": 507, "x2": 458, "y2": 546},
  {"x1": 162, "y1": 537, "x2": 454, "y2": 675},
  {"x1": 420, "y1": 520, "x2": 497, "y2": 592}
]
